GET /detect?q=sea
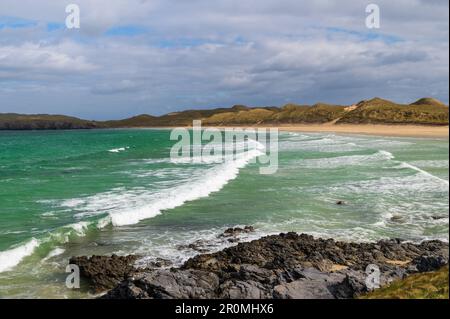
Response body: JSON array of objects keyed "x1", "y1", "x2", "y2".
[{"x1": 0, "y1": 129, "x2": 448, "y2": 298}]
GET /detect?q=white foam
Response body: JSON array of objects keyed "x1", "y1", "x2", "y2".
[
  {"x1": 65, "y1": 221, "x2": 91, "y2": 236},
  {"x1": 96, "y1": 216, "x2": 112, "y2": 229},
  {"x1": 108, "y1": 147, "x2": 129, "y2": 153},
  {"x1": 43, "y1": 248, "x2": 66, "y2": 261},
  {"x1": 378, "y1": 150, "x2": 395, "y2": 160},
  {"x1": 280, "y1": 137, "x2": 360, "y2": 153},
  {"x1": 41, "y1": 212, "x2": 56, "y2": 217},
  {"x1": 294, "y1": 150, "x2": 394, "y2": 168},
  {"x1": 409, "y1": 160, "x2": 449, "y2": 169},
  {"x1": 61, "y1": 198, "x2": 85, "y2": 208},
  {"x1": 171, "y1": 139, "x2": 266, "y2": 164},
  {"x1": 110, "y1": 149, "x2": 263, "y2": 226},
  {"x1": 399, "y1": 162, "x2": 449, "y2": 186},
  {"x1": 0, "y1": 219, "x2": 102, "y2": 273},
  {"x1": 0, "y1": 238, "x2": 40, "y2": 273}
]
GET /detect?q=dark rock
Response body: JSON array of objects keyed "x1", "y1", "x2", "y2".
[
  {"x1": 219, "y1": 280, "x2": 269, "y2": 299},
  {"x1": 220, "y1": 226, "x2": 255, "y2": 238},
  {"x1": 76, "y1": 232, "x2": 448, "y2": 299},
  {"x1": 412, "y1": 255, "x2": 448, "y2": 272},
  {"x1": 333, "y1": 272, "x2": 368, "y2": 298},
  {"x1": 390, "y1": 215, "x2": 405, "y2": 223},
  {"x1": 273, "y1": 279, "x2": 336, "y2": 299},
  {"x1": 138, "y1": 258, "x2": 173, "y2": 269},
  {"x1": 103, "y1": 269, "x2": 219, "y2": 299},
  {"x1": 69, "y1": 254, "x2": 140, "y2": 292},
  {"x1": 336, "y1": 201, "x2": 346, "y2": 205},
  {"x1": 177, "y1": 240, "x2": 210, "y2": 253}
]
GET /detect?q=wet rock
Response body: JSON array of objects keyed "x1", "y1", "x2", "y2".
[
  {"x1": 336, "y1": 201, "x2": 346, "y2": 205},
  {"x1": 69, "y1": 254, "x2": 140, "y2": 292},
  {"x1": 75, "y1": 232, "x2": 448, "y2": 299},
  {"x1": 177, "y1": 240, "x2": 210, "y2": 253},
  {"x1": 431, "y1": 215, "x2": 447, "y2": 220},
  {"x1": 220, "y1": 226, "x2": 255, "y2": 237},
  {"x1": 390, "y1": 215, "x2": 405, "y2": 223},
  {"x1": 137, "y1": 257, "x2": 173, "y2": 269}
]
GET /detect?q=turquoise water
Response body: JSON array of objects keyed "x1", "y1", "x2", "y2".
[{"x1": 0, "y1": 129, "x2": 448, "y2": 298}]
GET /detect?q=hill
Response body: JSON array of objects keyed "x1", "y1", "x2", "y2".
[
  {"x1": 269, "y1": 103, "x2": 347, "y2": 124},
  {"x1": 0, "y1": 113, "x2": 100, "y2": 130},
  {"x1": 1, "y1": 97, "x2": 448, "y2": 130},
  {"x1": 411, "y1": 97, "x2": 446, "y2": 107},
  {"x1": 336, "y1": 98, "x2": 449, "y2": 125}
]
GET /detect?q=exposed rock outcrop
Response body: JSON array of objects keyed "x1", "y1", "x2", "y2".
[
  {"x1": 69, "y1": 254, "x2": 141, "y2": 292},
  {"x1": 69, "y1": 232, "x2": 449, "y2": 299}
]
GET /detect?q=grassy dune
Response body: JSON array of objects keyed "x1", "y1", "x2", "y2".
[
  {"x1": 1, "y1": 97, "x2": 448, "y2": 129},
  {"x1": 337, "y1": 98, "x2": 449, "y2": 125},
  {"x1": 360, "y1": 266, "x2": 449, "y2": 299}
]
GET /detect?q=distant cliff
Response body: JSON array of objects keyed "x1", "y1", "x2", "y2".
[
  {"x1": 0, "y1": 113, "x2": 100, "y2": 130},
  {"x1": 1, "y1": 97, "x2": 448, "y2": 130}
]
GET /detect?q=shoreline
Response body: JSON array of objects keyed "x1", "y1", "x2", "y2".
[
  {"x1": 276, "y1": 124, "x2": 449, "y2": 139},
  {"x1": 1, "y1": 124, "x2": 448, "y2": 139},
  {"x1": 109, "y1": 124, "x2": 450, "y2": 139},
  {"x1": 71, "y1": 230, "x2": 449, "y2": 299},
  {"x1": 201, "y1": 124, "x2": 449, "y2": 139}
]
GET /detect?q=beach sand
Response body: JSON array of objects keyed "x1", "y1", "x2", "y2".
[
  {"x1": 216, "y1": 124, "x2": 449, "y2": 138},
  {"x1": 277, "y1": 124, "x2": 449, "y2": 138}
]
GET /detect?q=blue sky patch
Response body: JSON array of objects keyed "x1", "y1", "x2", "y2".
[
  {"x1": 0, "y1": 16, "x2": 37, "y2": 29},
  {"x1": 47, "y1": 22, "x2": 65, "y2": 32},
  {"x1": 105, "y1": 25, "x2": 147, "y2": 36},
  {"x1": 327, "y1": 27, "x2": 403, "y2": 44}
]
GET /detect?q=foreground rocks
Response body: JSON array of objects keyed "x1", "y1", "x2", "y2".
[
  {"x1": 70, "y1": 232, "x2": 449, "y2": 299},
  {"x1": 69, "y1": 255, "x2": 141, "y2": 292}
]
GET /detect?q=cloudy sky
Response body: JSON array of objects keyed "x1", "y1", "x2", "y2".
[{"x1": 0, "y1": 0, "x2": 448, "y2": 119}]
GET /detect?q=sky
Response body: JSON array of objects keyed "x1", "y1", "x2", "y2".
[{"x1": 0, "y1": 0, "x2": 448, "y2": 120}]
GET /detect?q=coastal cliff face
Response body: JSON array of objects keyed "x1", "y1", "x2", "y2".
[
  {"x1": 1, "y1": 97, "x2": 448, "y2": 129},
  {"x1": 70, "y1": 232, "x2": 449, "y2": 299}
]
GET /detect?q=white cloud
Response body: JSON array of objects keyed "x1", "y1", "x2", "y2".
[
  {"x1": 0, "y1": 0, "x2": 448, "y2": 118},
  {"x1": 0, "y1": 42, "x2": 96, "y2": 73}
]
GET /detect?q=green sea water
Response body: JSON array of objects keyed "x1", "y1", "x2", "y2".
[{"x1": 0, "y1": 129, "x2": 448, "y2": 298}]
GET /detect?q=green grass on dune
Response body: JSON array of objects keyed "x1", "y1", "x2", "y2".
[
  {"x1": 1, "y1": 97, "x2": 448, "y2": 129},
  {"x1": 337, "y1": 98, "x2": 449, "y2": 125},
  {"x1": 359, "y1": 266, "x2": 449, "y2": 299}
]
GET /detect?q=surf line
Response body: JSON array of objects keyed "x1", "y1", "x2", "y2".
[
  {"x1": 380, "y1": 149, "x2": 448, "y2": 186},
  {"x1": 169, "y1": 120, "x2": 279, "y2": 175},
  {"x1": 401, "y1": 162, "x2": 449, "y2": 186}
]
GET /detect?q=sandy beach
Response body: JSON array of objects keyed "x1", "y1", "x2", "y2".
[
  {"x1": 196, "y1": 124, "x2": 449, "y2": 138},
  {"x1": 276, "y1": 124, "x2": 449, "y2": 138},
  {"x1": 213, "y1": 124, "x2": 449, "y2": 139}
]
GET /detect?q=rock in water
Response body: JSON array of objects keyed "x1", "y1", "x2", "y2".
[
  {"x1": 70, "y1": 233, "x2": 448, "y2": 299},
  {"x1": 219, "y1": 226, "x2": 255, "y2": 237}
]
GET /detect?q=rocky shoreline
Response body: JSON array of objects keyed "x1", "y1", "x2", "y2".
[{"x1": 70, "y1": 229, "x2": 449, "y2": 299}]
